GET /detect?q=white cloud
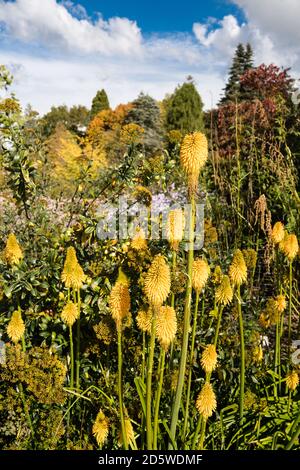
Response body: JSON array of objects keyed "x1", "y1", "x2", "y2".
[
  {"x1": 0, "y1": 0, "x2": 143, "y2": 56},
  {"x1": 0, "y1": 0, "x2": 300, "y2": 114}
]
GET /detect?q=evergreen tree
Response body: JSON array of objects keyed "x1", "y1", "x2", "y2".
[
  {"x1": 90, "y1": 89, "x2": 110, "y2": 120},
  {"x1": 221, "y1": 43, "x2": 254, "y2": 103},
  {"x1": 125, "y1": 93, "x2": 162, "y2": 153},
  {"x1": 165, "y1": 79, "x2": 204, "y2": 135}
]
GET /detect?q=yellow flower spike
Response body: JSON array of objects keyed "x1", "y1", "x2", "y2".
[
  {"x1": 274, "y1": 294, "x2": 286, "y2": 313},
  {"x1": 200, "y1": 344, "x2": 218, "y2": 373},
  {"x1": 131, "y1": 227, "x2": 148, "y2": 251},
  {"x1": 196, "y1": 382, "x2": 217, "y2": 420},
  {"x1": 109, "y1": 280, "x2": 131, "y2": 330},
  {"x1": 215, "y1": 275, "x2": 233, "y2": 306},
  {"x1": 136, "y1": 309, "x2": 152, "y2": 334},
  {"x1": 156, "y1": 306, "x2": 177, "y2": 351},
  {"x1": 180, "y1": 132, "x2": 208, "y2": 193},
  {"x1": 166, "y1": 209, "x2": 185, "y2": 251},
  {"x1": 118, "y1": 418, "x2": 135, "y2": 448},
  {"x1": 271, "y1": 221, "x2": 285, "y2": 244},
  {"x1": 4, "y1": 234, "x2": 23, "y2": 265},
  {"x1": 7, "y1": 310, "x2": 25, "y2": 343},
  {"x1": 229, "y1": 249, "x2": 247, "y2": 286},
  {"x1": 286, "y1": 370, "x2": 299, "y2": 391},
  {"x1": 144, "y1": 254, "x2": 171, "y2": 307},
  {"x1": 192, "y1": 258, "x2": 210, "y2": 292},
  {"x1": 92, "y1": 410, "x2": 109, "y2": 447},
  {"x1": 61, "y1": 302, "x2": 79, "y2": 327},
  {"x1": 252, "y1": 345, "x2": 263, "y2": 363},
  {"x1": 280, "y1": 233, "x2": 299, "y2": 261},
  {"x1": 61, "y1": 247, "x2": 85, "y2": 289},
  {"x1": 212, "y1": 265, "x2": 223, "y2": 285}
]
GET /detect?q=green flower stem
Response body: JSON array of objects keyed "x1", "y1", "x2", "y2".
[
  {"x1": 288, "y1": 262, "x2": 293, "y2": 361},
  {"x1": 146, "y1": 306, "x2": 157, "y2": 449},
  {"x1": 142, "y1": 331, "x2": 146, "y2": 384},
  {"x1": 75, "y1": 288, "x2": 81, "y2": 390},
  {"x1": 198, "y1": 417, "x2": 207, "y2": 450},
  {"x1": 214, "y1": 305, "x2": 223, "y2": 347},
  {"x1": 169, "y1": 195, "x2": 195, "y2": 448},
  {"x1": 118, "y1": 327, "x2": 128, "y2": 450},
  {"x1": 237, "y1": 285, "x2": 245, "y2": 423},
  {"x1": 169, "y1": 250, "x2": 177, "y2": 369},
  {"x1": 153, "y1": 348, "x2": 166, "y2": 449},
  {"x1": 183, "y1": 290, "x2": 200, "y2": 443},
  {"x1": 69, "y1": 325, "x2": 74, "y2": 389},
  {"x1": 191, "y1": 415, "x2": 202, "y2": 450},
  {"x1": 274, "y1": 320, "x2": 280, "y2": 398},
  {"x1": 286, "y1": 410, "x2": 300, "y2": 450}
]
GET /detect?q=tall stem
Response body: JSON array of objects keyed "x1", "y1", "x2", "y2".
[
  {"x1": 288, "y1": 262, "x2": 293, "y2": 360},
  {"x1": 198, "y1": 418, "x2": 207, "y2": 450},
  {"x1": 237, "y1": 285, "x2": 245, "y2": 423},
  {"x1": 169, "y1": 195, "x2": 195, "y2": 448},
  {"x1": 153, "y1": 348, "x2": 166, "y2": 449},
  {"x1": 118, "y1": 327, "x2": 128, "y2": 450},
  {"x1": 75, "y1": 288, "x2": 81, "y2": 390},
  {"x1": 69, "y1": 325, "x2": 74, "y2": 389},
  {"x1": 146, "y1": 306, "x2": 157, "y2": 449},
  {"x1": 183, "y1": 291, "x2": 200, "y2": 442}
]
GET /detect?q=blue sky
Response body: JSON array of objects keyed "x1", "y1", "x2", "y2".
[
  {"x1": 79, "y1": 0, "x2": 244, "y2": 33},
  {"x1": 0, "y1": 0, "x2": 299, "y2": 114}
]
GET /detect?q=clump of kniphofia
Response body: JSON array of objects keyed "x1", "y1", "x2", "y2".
[
  {"x1": 215, "y1": 275, "x2": 233, "y2": 306},
  {"x1": 4, "y1": 234, "x2": 23, "y2": 265},
  {"x1": 180, "y1": 132, "x2": 208, "y2": 193},
  {"x1": 7, "y1": 310, "x2": 25, "y2": 343},
  {"x1": 61, "y1": 302, "x2": 79, "y2": 327},
  {"x1": 286, "y1": 370, "x2": 299, "y2": 391},
  {"x1": 196, "y1": 382, "x2": 217, "y2": 420},
  {"x1": 192, "y1": 258, "x2": 210, "y2": 292},
  {"x1": 118, "y1": 418, "x2": 135, "y2": 448},
  {"x1": 274, "y1": 294, "x2": 286, "y2": 314},
  {"x1": 131, "y1": 227, "x2": 147, "y2": 251},
  {"x1": 201, "y1": 344, "x2": 217, "y2": 373},
  {"x1": 280, "y1": 233, "x2": 299, "y2": 261},
  {"x1": 144, "y1": 254, "x2": 171, "y2": 306},
  {"x1": 109, "y1": 279, "x2": 130, "y2": 330},
  {"x1": 229, "y1": 249, "x2": 247, "y2": 286},
  {"x1": 92, "y1": 410, "x2": 109, "y2": 447},
  {"x1": 166, "y1": 209, "x2": 185, "y2": 251},
  {"x1": 271, "y1": 222, "x2": 285, "y2": 244},
  {"x1": 242, "y1": 248, "x2": 257, "y2": 271},
  {"x1": 156, "y1": 306, "x2": 177, "y2": 350},
  {"x1": 136, "y1": 309, "x2": 152, "y2": 334},
  {"x1": 61, "y1": 247, "x2": 85, "y2": 289}
]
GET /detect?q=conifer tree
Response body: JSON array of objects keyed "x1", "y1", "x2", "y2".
[
  {"x1": 165, "y1": 78, "x2": 204, "y2": 135},
  {"x1": 90, "y1": 89, "x2": 110, "y2": 120},
  {"x1": 221, "y1": 43, "x2": 254, "y2": 103}
]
